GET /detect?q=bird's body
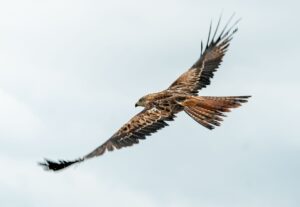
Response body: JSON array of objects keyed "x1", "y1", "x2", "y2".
[{"x1": 40, "y1": 15, "x2": 251, "y2": 171}]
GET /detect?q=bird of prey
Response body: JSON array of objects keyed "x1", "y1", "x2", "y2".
[{"x1": 40, "y1": 15, "x2": 251, "y2": 171}]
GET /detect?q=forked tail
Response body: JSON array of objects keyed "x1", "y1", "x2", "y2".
[{"x1": 181, "y1": 96, "x2": 251, "y2": 129}]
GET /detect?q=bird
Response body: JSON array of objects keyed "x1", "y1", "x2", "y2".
[{"x1": 39, "y1": 15, "x2": 251, "y2": 171}]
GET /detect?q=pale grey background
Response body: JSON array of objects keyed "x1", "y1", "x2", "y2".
[{"x1": 0, "y1": 0, "x2": 299, "y2": 207}]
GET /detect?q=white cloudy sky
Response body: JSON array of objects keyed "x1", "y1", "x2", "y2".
[{"x1": 0, "y1": 0, "x2": 299, "y2": 206}]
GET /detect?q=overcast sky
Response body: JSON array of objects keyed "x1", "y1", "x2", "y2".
[{"x1": 0, "y1": 0, "x2": 299, "y2": 207}]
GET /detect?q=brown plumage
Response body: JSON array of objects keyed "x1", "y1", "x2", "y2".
[{"x1": 39, "y1": 15, "x2": 251, "y2": 171}]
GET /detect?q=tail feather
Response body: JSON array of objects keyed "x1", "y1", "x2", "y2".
[
  {"x1": 184, "y1": 107, "x2": 217, "y2": 129},
  {"x1": 181, "y1": 95, "x2": 250, "y2": 130}
]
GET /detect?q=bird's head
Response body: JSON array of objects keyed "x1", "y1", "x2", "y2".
[{"x1": 135, "y1": 96, "x2": 148, "y2": 107}]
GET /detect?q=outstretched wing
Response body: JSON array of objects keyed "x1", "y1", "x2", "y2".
[
  {"x1": 39, "y1": 107, "x2": 175, "y2": 171},
  {"x1": 168, "y1": 15, "x2": 239, "y2": 95}
]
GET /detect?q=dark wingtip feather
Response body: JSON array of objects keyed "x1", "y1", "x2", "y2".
[
  {"x1": 206, "y1": 20, "x2": 213, "y2": 48},
  {"x1": 211, "y1": 13, "x2": 222, "y2": 43},
  {"x1": 207, "y1": 124, "x2": 215, "y2": 130},
  {"x1": 38, "y1": 158, "x2": 84, "y2": 171},
  {"x1": 200, "y1": 41, "x2": 203, "y2": 55}
]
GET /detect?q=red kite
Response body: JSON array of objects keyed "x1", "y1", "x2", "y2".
[{"x1": 40, "y1": 15, "x2": 251, "y2": 171}]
